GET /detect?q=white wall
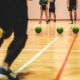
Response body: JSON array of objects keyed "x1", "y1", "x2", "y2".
[{"x1": 27, "y1": 0, "x2": 80, "y2": 19}]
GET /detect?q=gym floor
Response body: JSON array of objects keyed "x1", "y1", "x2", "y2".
[{"x1": 0, "y1": 20, "x2": 80, "y2": 80}]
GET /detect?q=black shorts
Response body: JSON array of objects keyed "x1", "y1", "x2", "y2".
[
  {"x1": 68, "y1": 6, "x2": 76, "y2": 11},
  {"x1": 41, "y1": 5, "x2": 46, "y2": 11},
  {"x1": 39, "y1": 1, "x2": 48, "y2": 5},
  {"x1": 49, "y1": 8, "x2": 55, "y2": 13},
  {"x1": 0, "y1": 0, "x2": 28, "y2": 33}
]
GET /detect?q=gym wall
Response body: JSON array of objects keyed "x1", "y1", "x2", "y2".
[{"x1": 27, "y1": 0, "x2": 80, "y2": 19}]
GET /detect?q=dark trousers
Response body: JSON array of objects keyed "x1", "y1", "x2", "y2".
[{"x1": 0, "y1": 0, "x2": 28, "y2": 66}]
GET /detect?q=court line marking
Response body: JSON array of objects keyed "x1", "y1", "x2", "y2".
[
  {"x1": 65, "y1": 24, "x2": 72, "y2": 31},
  {"x1": 55, "y1": 34, "x2": 77, "y2": 80},
  {"x1": 15, "y1": 36, "x2": 59, "y2": 73},
  {"x1": 14, "y1": 25, "x2": 72, "y2": 73}
]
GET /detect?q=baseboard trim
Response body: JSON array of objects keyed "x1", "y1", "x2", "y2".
[{"x1": 28, "y1": 19, "x2": 80, "y2": 21}]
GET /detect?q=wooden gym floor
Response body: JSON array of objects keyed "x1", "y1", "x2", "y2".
[{"x1": 0, "y1": 20, "x2": 80, "y2": 80}]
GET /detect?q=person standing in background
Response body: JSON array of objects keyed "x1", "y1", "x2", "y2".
[
  {"x1": 67, "y1": 0, "x2": 78, "y2": 24},
  {"x1": 48, "y1": 0, "x2": 56, "y2": 22},
  {"x1": 39, "y1": 0, "x2": 49, "y2": 24}
]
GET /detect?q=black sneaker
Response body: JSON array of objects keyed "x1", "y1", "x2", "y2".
[
  {"x1": 54, "y1": 19, "x2": 56, "y2": 22},
  {"x1": 48, "y1": 19, "x2": 50, "y2": 22},
  {"x1": 0, "y1": 67, "x2": 19, "y2": 80}
]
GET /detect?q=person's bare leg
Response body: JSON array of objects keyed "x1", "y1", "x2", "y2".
[
  {"x1": 53, "y1": 12, "x2": 56, "y2": 22},
  {"x1": 2, "y1": 62, "x2": 9, "y2": 69},
  {"x1": 39, "y1": 5, "x2": 43, "y2": 24},
  {"x1": 74, "y1": 10, "x2": 77, "y2": 23},
  {"x1": 45, "y1": 10, "x2": 48, "y2": 24},
  {"x1": 45, "y1": 10, "x2": 48, "y2": 20},
  {"x1": 48, "y1": 12, "x2": 51, "y2": 22},
  {"x1": 45, "y1": 4, "x2": 48, "y2": 23},
  {"x1": 69, "y1": 11, "x2": 73, "y2": 24}
]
